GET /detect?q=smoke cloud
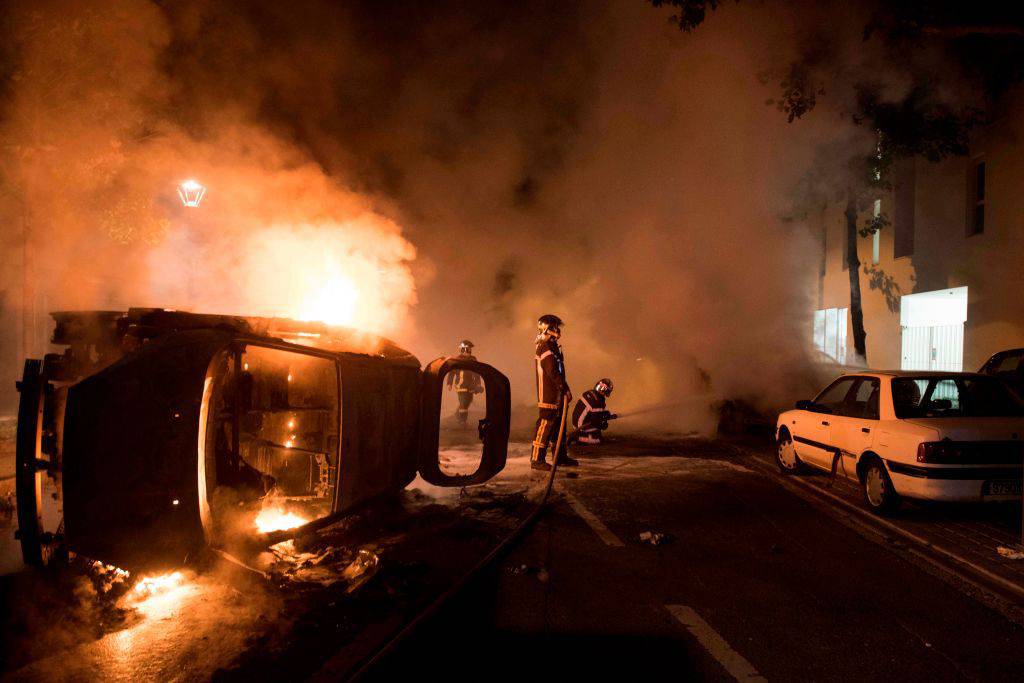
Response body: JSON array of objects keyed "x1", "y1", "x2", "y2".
[{"x1": 1, "y1": 0, "x2": 861, "y2": 429}]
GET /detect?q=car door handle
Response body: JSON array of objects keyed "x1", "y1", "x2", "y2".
[
  {"x1": 821, "y1": 421, "x2": 830, "y2": 426},
  {"x1": 861, "y1": 427, "x2": 870, "y2": 433}
]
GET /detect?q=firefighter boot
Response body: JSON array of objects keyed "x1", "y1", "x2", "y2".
[{"x1": 531, "y1": 438, "x2": 551, "y2": 470}]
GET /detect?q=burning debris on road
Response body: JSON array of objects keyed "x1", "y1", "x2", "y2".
[{"x1": 1, "y1": 460, "x2": 535, "y2": 679}]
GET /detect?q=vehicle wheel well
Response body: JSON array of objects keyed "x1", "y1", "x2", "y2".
[
  {"x1": 777, "y1": 426, "x2": 791, "y2": 442},
  {"x1": 857, "y1": 451, "x2": 883, "y2": 483}
]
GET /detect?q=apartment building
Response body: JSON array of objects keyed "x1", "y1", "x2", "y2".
[{"x1": 814, "y1": 90, "x2": 1024, "y2": 373}]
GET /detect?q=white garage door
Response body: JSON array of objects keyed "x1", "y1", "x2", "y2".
[{"x1": 900, "y1": 287, "x2": 967, "y2": 372}]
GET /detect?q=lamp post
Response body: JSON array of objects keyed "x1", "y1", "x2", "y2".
[{"x1": 177, "y1": 179, "x2": 206, "y2": 306}]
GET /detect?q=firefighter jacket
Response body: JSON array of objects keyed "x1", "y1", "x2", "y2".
[
  {"x1": 446, "y1": 354, "x2": 484, "y2": 393},
  {"x1": 572, "y1": 389, "x2": 610, "y2": 429},
  {"x1": 535, "y1": 336, "x2": 568, "y2": 409}
]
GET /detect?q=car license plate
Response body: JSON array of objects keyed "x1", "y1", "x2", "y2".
[{"x1": 983, "y1": 480, "x2": 1022, "y2": 496}]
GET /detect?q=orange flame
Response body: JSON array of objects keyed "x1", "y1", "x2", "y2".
[
  {"x1": 255, "y1": 508, "x2": 308, "y2": 533},
  {"x1": 132, "y1": 571, "x2": 185, "y2": 597}
]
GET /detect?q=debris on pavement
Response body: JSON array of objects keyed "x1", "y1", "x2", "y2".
[
  {"x1": 88, "y1": 560, "x2": 132, "y2": 594},
  {"x1": 508, "y1": 563, "x2": 549, "y2": 582},
  {"x1": 341, "y1": 549, "x2": 380, "y2": 593},
  {"x1": 997, "y1": 546, "x2": 1024, "y2": 560},
  {"x1": 638, "y1": 531, "x2": 671, "y2": 546}
]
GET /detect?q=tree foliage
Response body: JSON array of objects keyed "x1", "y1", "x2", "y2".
[{"x1": 649, "y1": 0, "x2": 736, "y2": 32}]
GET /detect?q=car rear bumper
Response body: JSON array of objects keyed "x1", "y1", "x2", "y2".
[{"x1": 886, "y1": 461, "x2": 1022, "y2": 502}]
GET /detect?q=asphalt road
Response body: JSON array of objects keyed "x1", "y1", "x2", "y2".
[
  {"x1": 4, "y1": 436, "x2": 1024, "y2": 681},
  {"x1": 370, "y1": 439, "x2": 1024, "y2": 681}
]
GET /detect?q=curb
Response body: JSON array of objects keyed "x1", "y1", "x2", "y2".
[{"x1": 729, "y1": 443, "x2": 1024, "y2": 614}]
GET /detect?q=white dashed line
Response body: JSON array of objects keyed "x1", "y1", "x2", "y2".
[
  {"x1": 666, "y1": 605, "x2": 767, "y2": 682},
  {"x1": 559, "y1": 488, "x2": 625, "y2": 547}
]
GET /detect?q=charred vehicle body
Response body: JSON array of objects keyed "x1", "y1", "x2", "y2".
[{"x1": 16, "y1": 309, "x2": 510, "y2": 570}]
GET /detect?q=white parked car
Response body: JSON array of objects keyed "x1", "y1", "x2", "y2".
[{"x1": 775, "y1": 371, "x2": 1024, "y2": 515}]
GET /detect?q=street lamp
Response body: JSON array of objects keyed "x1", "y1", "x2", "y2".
[
  {"x1": 177, "y1": 179, "x2": 206, "y2": 208},
  {"x1": 176, "y1": 179, "x2": 205, "y2": 308}
]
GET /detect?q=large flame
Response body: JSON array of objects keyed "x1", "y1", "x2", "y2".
[
  {"x1": 203, "y1": 221, "x2": 414, "y2": 335},
  {"x1": 145, "y1": 217, "x2": 416, "y2": 336},
  {"x1": 298, "y1": 271, "x2": 360, "y2": 327},
  {"x1": 132, "y1": 571, "x2": 185, "y2": 598},
  {"x1": 255, "y1": 508, "x2": 308, "y2": 533}
]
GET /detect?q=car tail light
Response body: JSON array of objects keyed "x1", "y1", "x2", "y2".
[
  {"x1": 917, "y1": 441, "x2": 1023, "y2": 464},
  {"x1": 916, "y1": 442, "x2": 966, "y2": 464}
]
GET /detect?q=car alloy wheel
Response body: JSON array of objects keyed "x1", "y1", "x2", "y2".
[
  {"x1": 862, "y1": 460, "x2": 900, "y2": 515},
  {"x1": 776, "y1": 436, "x2": 800, "y2": 474}
]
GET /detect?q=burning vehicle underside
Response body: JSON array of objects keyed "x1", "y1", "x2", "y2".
[{"x1": 15, "y1": 309, "x2": 510, "y2": 572}]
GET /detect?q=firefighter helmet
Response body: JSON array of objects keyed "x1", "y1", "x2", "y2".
[
  {"x1": 458, "y1": 339, "x2": 474, "y2": 355},
  {"x1": 537, "y1": 314, "x2": 564, "y2": 339},
  {"x1": 595, "y1": 378, "x2": 613, "y2": 396}
]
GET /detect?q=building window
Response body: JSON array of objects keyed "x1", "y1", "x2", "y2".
[
  {"x1": 871, "y1": 198, "x2": 881, "y2": 265},
  {"x1": 894, "y1": 161, "x2": 915, "y2": 258},
  {"x1": 813, "y1": 307, "x2": 848, "y2": 363},
  {"x1": 968, "y1": 160, "x2": 985, "y2": 236}
]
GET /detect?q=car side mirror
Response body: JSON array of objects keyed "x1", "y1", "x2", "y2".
[{"x1": 796, "y1": 399, "x2": 831, "y2": 414}]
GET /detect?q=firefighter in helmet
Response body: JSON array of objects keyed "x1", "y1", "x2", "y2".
[
  {"x1": 531, "y1": 315, "x2": 578, "y2": 470},
  {"x1": 446, "y1": 339, "x2": 483, "y2": 424},
  {"x1": 572, "y1": 378, "x2": 617, "y2": 444}
]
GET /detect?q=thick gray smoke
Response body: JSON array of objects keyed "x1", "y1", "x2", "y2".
[{"x1": 0, "y1": 0, "x2": 845, "y2": 430}]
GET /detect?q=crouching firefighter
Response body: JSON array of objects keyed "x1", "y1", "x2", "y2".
[
  {"x1": 532, "y1": 314, "x2": 578, "y2": 471},
  {"x1": 446, "y1": 339, "x2": 483, "y2": 424},
  {"x1": 572, "y1": 378, "x2": 617, "y2": 444}
]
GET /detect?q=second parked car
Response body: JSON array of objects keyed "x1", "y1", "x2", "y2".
[
  {"x1": 775, "y1": 371, "x2": 1024, "y2": 514},
  {"x1": 978, "y1": 348, "x2": 1024, "y2": 396}
]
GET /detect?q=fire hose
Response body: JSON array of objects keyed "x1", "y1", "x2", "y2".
[{"x1": 343, "y1": 394, "x2": 570, "y2": 680}]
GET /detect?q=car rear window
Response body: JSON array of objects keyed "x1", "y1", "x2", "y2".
[{"x1": 892, "y1": 376, "x2": 1024, "y2": 418}]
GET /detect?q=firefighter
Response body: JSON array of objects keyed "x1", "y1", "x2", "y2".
[
  {"x1": 446, "y1": 339, "x2": 483, "y2": 424},
  {"x1": 531, "y1": 314, "x2": 578, "y2": 470},
  {"x1": 572, "y1": 378, "x2": 617, "y2": 444}
]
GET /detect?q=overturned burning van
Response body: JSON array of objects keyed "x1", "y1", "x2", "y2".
[{"x1": 15, "y1": 309, "x2": 510, "y2": 570}]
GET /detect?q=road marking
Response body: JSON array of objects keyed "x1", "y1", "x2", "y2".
[
  {"x1": 666, "y1": 605, "x2": 767, "y2": 682},
  {"x1": 559, "y1": 488, "x2": 625, "y2": 547}
]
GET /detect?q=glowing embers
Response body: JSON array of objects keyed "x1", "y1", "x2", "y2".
[
  {"x1": 284, "y1": 416, "x2": 297, "y2": 449},
  {"x1": 254, "y1": 507, "x2": 308, "y2": 534}
]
